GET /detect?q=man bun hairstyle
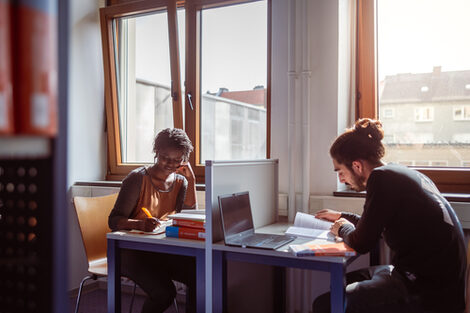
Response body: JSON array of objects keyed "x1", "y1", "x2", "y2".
[
  {"x1": 153, "y1": 128, "x2": 194, "y2": 162},
  {"x1": 330, "y1": 118, "x2": 385, "y2": 168}
]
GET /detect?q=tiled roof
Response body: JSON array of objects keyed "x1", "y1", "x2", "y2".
[
  {"x1": 220, "y1": 89, "x2": 266, "y2": 106},
  {"x1": 380, "y1": 67, "x2": 470, "y2": 104}
]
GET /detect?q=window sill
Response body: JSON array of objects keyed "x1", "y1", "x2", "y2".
[
  {"x1": 333, "y1": 190, "x2": 470, "y2": 203},
  {"x1": 75, "y1": 181, "x2": 206, "y2": 191}
]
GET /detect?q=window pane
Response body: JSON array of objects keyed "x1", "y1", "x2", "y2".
[
  {"x1": 114, "y1": 11, "x2": 173, "y2": 163},
  {"x1": 200, "y1": 1, "x2": 267, "y2": 162},
  {"x1": 378, "y1": 0, "x2": 470, "y2": 168}
]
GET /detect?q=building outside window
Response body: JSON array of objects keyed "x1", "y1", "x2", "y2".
[{"x1": 376, "y1": 0, "x2": 470, "y2": 172}]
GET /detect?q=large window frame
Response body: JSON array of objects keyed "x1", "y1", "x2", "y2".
[
  {"x1": 100, "y1": 0, "x2": 271, "y2": 182},
  {"x1": 357, "y1": 0, "x2": 470, "y2": 193}
]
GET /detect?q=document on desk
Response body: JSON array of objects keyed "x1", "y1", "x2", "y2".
[
  {"x1": 285, "y1": 212, "x2": 335, "y2": 240},
  {"x1": 127, "y1": 219, "x2": 173, "y2": 235}
]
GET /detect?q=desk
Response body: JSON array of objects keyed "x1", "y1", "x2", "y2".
[
  {"x1": 212, "y1": 223, "x2": 356, "y2": 313},
  {"x1": 107, "y1": 232, "x2": 205, "y2": 313}
]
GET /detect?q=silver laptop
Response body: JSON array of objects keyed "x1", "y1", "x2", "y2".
[{"x1": 218, "y1": 191, "x2": 296, "y2": 250}]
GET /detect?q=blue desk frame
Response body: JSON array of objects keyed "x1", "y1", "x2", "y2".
[
  {"x1": 107, "y1": 233, "x2": 205, "y2": 313},
  {"x1": 212, "y1": 246, "x2": 354, "y2": 313}
]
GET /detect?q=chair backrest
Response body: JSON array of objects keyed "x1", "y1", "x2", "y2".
[
  {"x1": 73, "y1": 193, "x2": 119, "y2": 264},
  {"x1": 466, "y1": 240, "x2": 470, "y2": 313}
]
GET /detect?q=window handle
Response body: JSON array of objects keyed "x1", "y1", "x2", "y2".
[
  {"x1": 171, "y1": 81, "x2": 178, "y2": 101},
  {"x1": 187, "y1": 93, "x2": 194, "y2": 111}
]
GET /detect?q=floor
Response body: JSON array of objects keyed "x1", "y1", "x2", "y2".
[{"x1": 69, "y1": 287, "x2": 184, "y2": 313}]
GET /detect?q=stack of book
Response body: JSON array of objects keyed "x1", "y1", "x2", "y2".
[
  {"x1": 289, "y1": 241, "x2": 356, "y2": 257},
  {"x1": 166, "y1": 211, "x2": 205, "y2": 241}
]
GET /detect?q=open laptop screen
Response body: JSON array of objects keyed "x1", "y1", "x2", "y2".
[{"x1": 218, "y1": 192, "x2": 254, "y2": 238}]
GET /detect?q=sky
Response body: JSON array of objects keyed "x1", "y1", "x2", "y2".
[
  {"x1": 378, "y1": 0, "x2": 470, "y2": 81},
  {"x1": 133, "y1": 1, "x2": 267, "y2": 94},
  {"x1": 130, "y1": 0, "x2": 470, "y2": 92}
]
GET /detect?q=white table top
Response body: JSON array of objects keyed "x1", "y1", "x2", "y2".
[
  {"x1": 107, "y1": 231, "x2": 205, "y2": 249},
  {"x1": 211, "y1": 222, "x2": 349, "y2": 264}
]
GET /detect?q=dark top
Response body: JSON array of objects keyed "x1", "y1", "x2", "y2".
[
  {"x1": 339, "y1": 163, "x2": 466, "y2": 312},
  {"x1": 109, "y1": 167, "x2": 188, "y2": 231}
]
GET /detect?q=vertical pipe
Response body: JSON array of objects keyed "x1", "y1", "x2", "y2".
[
  {"x1": 287, "y1": 0, "x2": 297, "y2": 223},
  {"x1": 301, "y1": 0, "x2": 311, "y2": 216}
]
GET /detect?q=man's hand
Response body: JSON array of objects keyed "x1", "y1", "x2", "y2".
[
  {"x1": 330, "y1": 218, "x2": 354, "y2": 236},
  {"x1": 140, "y1": 217, "x2": 160, "y2": 232},
  {"x1": 315, "y1": 209, "x2": 342, "y2": 222}
]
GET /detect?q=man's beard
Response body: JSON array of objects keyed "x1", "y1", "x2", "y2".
[{"x1": 348, "y1": 172, "x2": 367, "y2": 192}]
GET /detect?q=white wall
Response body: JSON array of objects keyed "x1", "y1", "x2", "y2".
[
  {"x1": 271, "y1": 0, "x2": 345, "y2": 196},
  {"x1": 67, "y1": 0, "x2": 107, "y2": 290}
]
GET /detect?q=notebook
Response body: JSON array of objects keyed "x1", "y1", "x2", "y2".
[{"x1": 218, "y1": 191, "x2": 296, "y2": 250}]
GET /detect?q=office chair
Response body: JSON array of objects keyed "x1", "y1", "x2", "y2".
[
  {"x1": 73, "y1": 193, "x2": 138, "y2": 313},
  {"x1": 73, "y1": 193, "x2": 179, "y2": 313}
]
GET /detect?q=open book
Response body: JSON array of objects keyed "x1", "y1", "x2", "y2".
[
  {"x1": 285, "y1": 212, "x2": 335, "y2": 240},
  {"x1": 289, "y1": 241, "x2": 356, "y2": 257}
]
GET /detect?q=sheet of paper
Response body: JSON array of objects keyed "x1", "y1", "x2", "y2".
[
  {"x1": 285, "y1": 226, "x2": 332, "y2": 240},
  {"x1": 128, "y1": 219, "x2": 173, "y2": 235},
  {"x1": 294, "y1": 212, "x2": 332, "y2": 230}
]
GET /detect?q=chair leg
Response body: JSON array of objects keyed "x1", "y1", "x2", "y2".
[
  {"x1": 74, "y1": 274, "x2": 96, "y2": 313},
  {"x1": 128, "y1": 282, "x2": 137, "y2": 313},
  {"x1": 173, "y1": 297, "x2": 179, "y2": 313}
]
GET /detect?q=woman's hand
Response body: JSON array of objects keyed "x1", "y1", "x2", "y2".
[
  {"x1": 315, "y1": 209, "x2": 342, "y2": 222},
  {"x1": 330, "y1": 218, "x2": 354, "y2": 236},
  {"x1": 176, "y1": 162, "x2": 195, "y2": 182},
  {"x1": 140, "y1": 217, "x2": 160, "y2": 232}
]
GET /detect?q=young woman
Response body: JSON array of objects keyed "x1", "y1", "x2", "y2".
[{"x1": 109, "y1": 128, "x2": 197, "y2": 313}]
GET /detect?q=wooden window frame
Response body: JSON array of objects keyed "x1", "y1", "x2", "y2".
[
  {"x1": 356, "y1": 0, "x2": 470, "y2": 193},
  {"x1": 101, "y1": 0, "x2": 271, "y2": 182}
]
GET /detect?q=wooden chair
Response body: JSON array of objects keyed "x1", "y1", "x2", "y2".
[{"x1": 73, "y1": 193, "x2": 137, "y2": 313}]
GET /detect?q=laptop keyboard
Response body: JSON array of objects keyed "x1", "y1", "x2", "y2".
[{"x1": 241, "y1": 233, "x2": 295, "y2": 249}]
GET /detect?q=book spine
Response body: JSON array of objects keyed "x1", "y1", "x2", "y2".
[
  {"x1": 0, "y1": 0, "x2": 14, "y2": 134},
  {"x1": 172, "y1": 219, "x2": 205, "y2": 229},
  {"x1": 165, "y1": 226, "x2": 205, "y2": 241},
  {"x1": 15, "y1": 0, "x2": 57, "y2": 136}
]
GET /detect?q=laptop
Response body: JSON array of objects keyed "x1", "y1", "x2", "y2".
[{"x1": 218, "y1": 191, "x2": 296, "y2": 250}]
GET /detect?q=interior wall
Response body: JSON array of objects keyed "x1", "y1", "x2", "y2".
[
  {"x1": 67, "y1": 0, "x2": 107, "y2": 290},
  {"x1": 271, "y1": 0, "x2": 346, "y2": 197}
]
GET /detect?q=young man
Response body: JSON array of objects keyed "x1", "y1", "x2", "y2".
[{"x1": 313, "y1": 118, "x2": 466, "y2": 313}]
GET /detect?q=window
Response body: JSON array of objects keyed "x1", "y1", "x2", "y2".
[
  {"x1": 414, "y1": 107, "x2": 434, "y2": 122},
  {"x1": 357, "y1": 0, "x2": 470, "y2": 193},
  {"x1": 453, "y1": 105, "x2": 470, "y2": 121},
  {"x1": 382, "y1": 107, "x2": 394, "y2": 118},
  {"x1": 100, "y1": 0, "x2": 270, "y2": 181}
]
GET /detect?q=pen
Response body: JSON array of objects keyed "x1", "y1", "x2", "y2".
[{"x1": 141, "y1": 207, "x2": 153, "y2": 218}]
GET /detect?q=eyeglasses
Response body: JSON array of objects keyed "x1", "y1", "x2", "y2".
[{"x1": 157, "y1": 154, "x2": 184, "y2": 165}]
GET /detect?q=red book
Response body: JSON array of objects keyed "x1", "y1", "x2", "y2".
[
  {"x1": 289, "y1": 241, "x2": 356, "y2": 257},
  {"x1": 165, "y1": 226, "x2": 205, "y2": 241},
  {"x1": 0, "y1": 0, "x2": 14, "y2": 134},
  {"x1": 172, "y1": 219, "x2": 205, "y2": 230},
  {"x1": 15, "y1": 0, "x2": 58, "y2": 136}
]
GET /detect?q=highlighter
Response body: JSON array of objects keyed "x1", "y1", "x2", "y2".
[{"x1": 141, "y1": 207, "x2": 153, "y2": 218}]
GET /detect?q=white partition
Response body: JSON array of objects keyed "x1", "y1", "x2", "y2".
[
  {"x1": 206, "y1": 159, "x2": 279, "y2": 243},
  {"x1": 205, "y1": 159, "x2": 279, "y2": 312}
]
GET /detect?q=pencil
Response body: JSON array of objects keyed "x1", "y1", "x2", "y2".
[{"x1": 141, "y1": 207, "x2": 153, "y2": 218}]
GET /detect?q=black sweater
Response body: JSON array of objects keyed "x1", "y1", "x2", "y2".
[{"x1": 338, "y1": 164, "x2": 466, "y2": 312}]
